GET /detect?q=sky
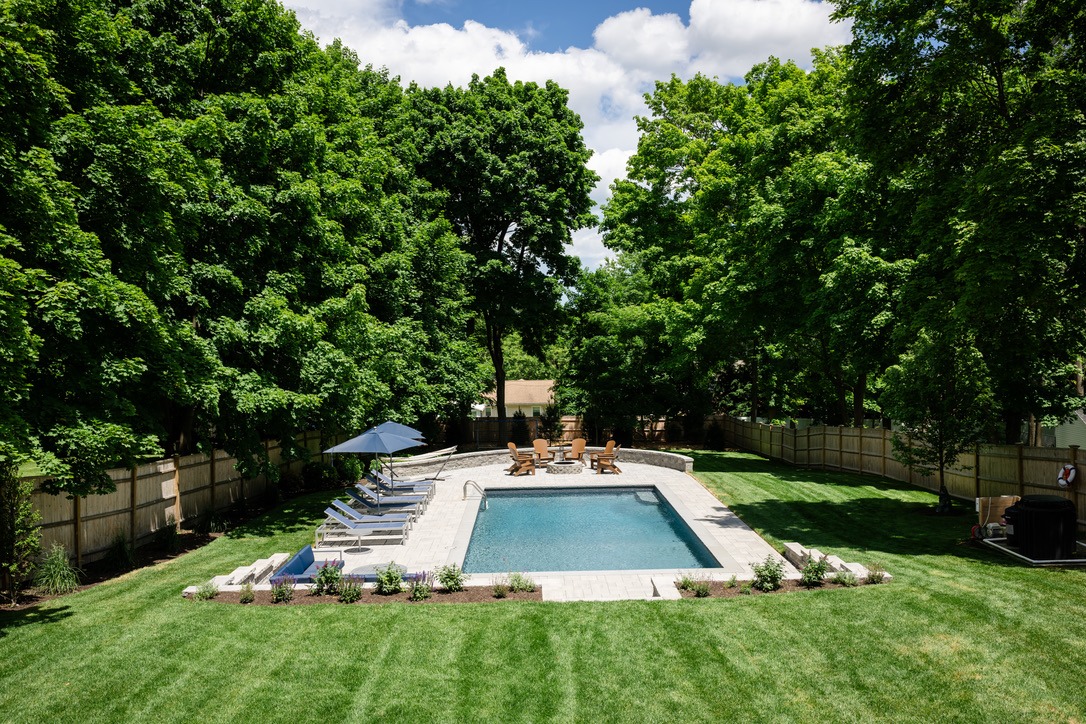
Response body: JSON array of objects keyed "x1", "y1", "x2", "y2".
[{"x1": 280, "y1": 0, "x2": 852, "y2": 268}]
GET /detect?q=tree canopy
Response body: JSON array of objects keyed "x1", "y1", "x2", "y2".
[{"x1": 0, "y1": 0, "x2": 490, "y2": 494}]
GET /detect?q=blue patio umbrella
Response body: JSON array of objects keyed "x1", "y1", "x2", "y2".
[
  {"x1": 324, "y1": 428, "x2": 422, "y2": 456},
  {"x1": 372, "y1": 420, "x2": 425, "y2": 441},
  {"x1": 324, "y1": 425, "x2": 424, "y2": 508}
]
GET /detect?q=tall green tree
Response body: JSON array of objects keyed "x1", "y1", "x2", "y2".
[
  {"x1": 408, "y1": 68, "x2": 597, "y2": 439},
  {"x1": 0, "y1": 0, "x2": 485, "y2": 493},
  {"x1": 833, "y1": 0, "x2": 1086, "y2": 439},
  {"x1": 600, "y1": 52, "x2": 900, "y2": 425},
  {"x1": 882, "y1": 328, "x2": 996, "y2": 511}
]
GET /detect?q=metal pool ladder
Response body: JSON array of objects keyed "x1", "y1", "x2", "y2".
[{"x1": 463, "y1": 480, "x2": 488, "y2": 510}]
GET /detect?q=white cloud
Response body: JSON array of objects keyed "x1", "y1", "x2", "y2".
[
  {"x1": 687, "y1": 0, "x2": 851, "y2": 77},
  {"x1": 282, "y1": 0, "x2": 851, "y2": 267},
  {"x1": 593, "y1": 9, "x2": 689, "y2": 75}
]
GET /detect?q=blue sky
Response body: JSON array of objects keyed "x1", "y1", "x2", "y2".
[
  {"x1": 283, "y1": 0, "x2": 851, "y2": 267},
  {"x1": 401, "y1": 0, "x2": 691, "y2": 52}
]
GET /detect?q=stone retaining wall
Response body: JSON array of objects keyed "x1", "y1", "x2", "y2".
[{"x1": 391, "y1": 447, "x2": 694, "y2": 477}]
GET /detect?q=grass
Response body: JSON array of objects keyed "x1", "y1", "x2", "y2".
[{"x1": 2, "y1": 451, "x2": 1085, "y2": 721}]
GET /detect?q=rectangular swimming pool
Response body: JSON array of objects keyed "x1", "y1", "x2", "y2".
[{"x1": 461, "y1": 487, "x2": 720, "y2": 573}]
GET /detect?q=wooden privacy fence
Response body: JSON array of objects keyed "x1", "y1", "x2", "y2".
[
  {"x1": 719, "y1": 416, "x2": 1086, "y2": 529},
  {"x1": 467, "y1": 416, "x2": 584, "y2": 446},
  {"x1": 26, "y1": 431, "x2": 332, "y2": 565}
]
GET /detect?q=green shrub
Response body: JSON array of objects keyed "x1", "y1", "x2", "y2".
[
  {"x1": 302, "y1": 462, "x2": 337, "y2": 490},
  {"x1": 799, "y1": 556, "x2": 829, "y2": 589},
  {"x1": 436, "y1": 563, "x2": 467, "y2": 592},
  {"x1": 374, "y1": 563, "x2": 405, "y2": 595},
  {"x1": 158, "y1": 515, "x2": 180, "y2": 554},
  {"x1": 105, "y1": 530, "x2": 135, "y2": 569},
  {"x1": 0, "y1": 462, "x2": 40, "y2": 604},
  {"x1": 409, "y1": 571, "x2": 432, "y2": 601},
  {"x1": 310, "y1": 562, "x2": 342, "y2": 596},
  {"x1": 510, "y1": 411, "x2": 530, "y2": 445},
  {"x1": 739, "y1": 583, "x2": 753, "y2": 595},
  {"x1": 831, "y1": 571, "x2": 859, "y2": 587},
  {"x1": 239, "y1": 583, "x2": 255, "y2": 604},
  {"x1": 33, "y1": 543, "x2": 80, "y2": 595},
  {"x1": 676, "y1": 573, "x2": 696, "y2": 591},
  {"x1": 193, "y1": 581, "x2": 219, "y2": 601},
  {"x1": 493, "y1": 582, "x2": 509, "y2": 599},
  {"x1": 333, "y1": 456, "x2": 363, "y2": 485},
  {"x1": 865, "y1": 563, "x2": 887, "y2": 584},
  {"x1": 752, "y1": 555, "x2": 784, "y2": 592},
  {"x1": 507, "y1": 572, "x2": 535, "y2": 593},
  {"x1": 704, "y1": 421, "x2": 726, "y2": 451},
  {"x1": 278, "y1": 472, "x2": 303, "y2": 495},
  {"x1": 339, "y1": 577, "x2": 363, "y2": 603},
  {"x1": 690, "y1": 579, "x2": 711, "y2": 597},
  {"x1": 726, "y1": 574, "x2": 737, "y2": 589},
  {"x1": 271, "y1": 575, "x2": 295, "y2": 603}
]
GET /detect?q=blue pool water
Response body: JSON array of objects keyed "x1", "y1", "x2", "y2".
[{"x1": 462, "y1": 488, "x2": 719, "y2": 573}]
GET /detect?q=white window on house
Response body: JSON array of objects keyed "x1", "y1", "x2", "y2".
[{"x1": 532, "y1": 406, "x2": 541, "y2": 417}]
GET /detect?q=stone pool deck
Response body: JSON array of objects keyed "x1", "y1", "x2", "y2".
[{"x1": 317, "y1": 460, "x2": 798, "y2": 602}]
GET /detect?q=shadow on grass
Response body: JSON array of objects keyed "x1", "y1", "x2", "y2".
[
  {"x1": 224, "y1": 489, "x2": 338, "y2": 541},
  {"x1": 686, "y1": 450, "x2": 1018, "y2": 569},
  {"x1": 0, "y1": 605, "x2": 72, "y2": 638},
  {"x1": 689, "y1": 450, "x2": 930, "y2": 494}
]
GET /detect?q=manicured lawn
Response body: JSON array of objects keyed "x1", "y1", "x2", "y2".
[{"x1": 2, "y1": 451, "x2": 1085, "y2": 722}]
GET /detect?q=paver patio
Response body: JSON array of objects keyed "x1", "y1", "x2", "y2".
[{"x1": 321, "y1": 459, "x2": 797, "y2": 601}]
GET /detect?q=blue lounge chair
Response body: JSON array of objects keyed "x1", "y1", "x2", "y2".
[
  {"x1": 271, "y1": 545, "x2": 343, "y2": 583},
  {"x1": 345, "y1": 487, "x2": 421, "y2": 519},
  {"x1": 354, "y1": 482, "x2": 428, "y2": 513},
  {"x1": 368, "y1": 471, "x2": 435, "y2": 499},
  {"x1": 331, "y1": 499, "x2": 412, "y2": 529},
  {"x1": 316, "y1": 508, "x2": 408, "y2": 547}
]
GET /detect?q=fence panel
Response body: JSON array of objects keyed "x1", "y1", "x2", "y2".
[{"x1": 721, "y1": 416, "x2": 1083, "y2": 529}]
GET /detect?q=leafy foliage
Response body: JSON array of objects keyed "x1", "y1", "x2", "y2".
[
  {"x1": 310, "y1": 562, "x2": 342, "y2": 596},
  {"x1": 0, "y1": 461, "x2": 40, "y2": 602},
  {"x1": 752, "y1": 555, "x2": 785, "y2": 592},
  {"x1": 0, "y1": 0, "x2": 485, "y2": 495},
  {"x1": 409, "y1": 68, "x2": 597, "y2": 438},
  {"x1": 32, "y1": 543, "x2": 78, "y2": 597},
  {"x1": 436, "y1": 563, "x2": 467, "y2": 592},
  {"x1": 374, "y1": 563, "x2": 404, "y2": 595},
  {"x1": 799, "y1": 557, "x2": 829, "y2": 589}
]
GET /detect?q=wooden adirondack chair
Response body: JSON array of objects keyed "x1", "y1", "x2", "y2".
[
  {"x1": 532, "y1": 438, "x2": 555, "y2": 464},
  {"x1": 507, "y1": 442, "x2": 536, "y2": 476}
]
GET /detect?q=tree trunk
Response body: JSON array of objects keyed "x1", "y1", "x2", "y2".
[
  {"x1": 853, "y1": 372, "x2": 867, "y2": 428},
  {"x1": 484, "y1": 312, "x2": 507, "y2": 443},
  {"x1": 936, "y1": 454, "x2": 953, "y2": 513},
  {"x1": 750, "y1": 355, "x2": 760, "y2": 422}
]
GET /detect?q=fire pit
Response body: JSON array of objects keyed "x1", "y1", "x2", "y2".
[{"x1": 546, "y1": 460, "x2": 584, "y2": 475}]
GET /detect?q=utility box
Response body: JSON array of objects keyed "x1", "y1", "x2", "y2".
[
  {"x1": 977, "y1": 495, "x2": 1020, "y2": 526},
  {"x1": 1002, "y1": 495, "x2": 1078, "y2": 560}
]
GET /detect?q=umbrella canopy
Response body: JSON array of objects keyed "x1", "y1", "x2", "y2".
[
  {"x1": 372, "y1": 420, "x2": 425, "y2": 441},
  {"x1": 324, "y1": 428, "x2": 423, "y2": 456}
]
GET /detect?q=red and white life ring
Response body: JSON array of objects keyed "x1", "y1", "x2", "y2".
[{"x1": 1058, "y1": 464, "x2": 1077, "y2": 488}]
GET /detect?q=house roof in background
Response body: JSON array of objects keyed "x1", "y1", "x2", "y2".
[{"x1": 482, "y1": 380, "x2": 554, "y2": 405}]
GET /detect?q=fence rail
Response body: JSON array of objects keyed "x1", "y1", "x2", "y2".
[
  {"x1": 718, "y1": 416, "x2": 1085, "y2": 529},
  {"x1": 27, "y1": 431, "x2": 333, "y2": 565}
]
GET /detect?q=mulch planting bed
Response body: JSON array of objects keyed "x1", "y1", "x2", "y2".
[
  {"x1": 676, "y1": 579, "x2": 885, "y2": 598},
  {"x1": 211, "y1": 587, "x2": 543, "y2": 605}
]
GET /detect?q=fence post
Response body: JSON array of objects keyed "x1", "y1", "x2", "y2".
[
  {"x1": 858, "y1": 428, "x2": 864, "y2": 477},
  {"x1": 209, "y1": 448, "x2": 216, "y2": 514},
  {"x1": 173, "y1": 454, "x2": 182, "y2": 531},
  {"x1": 129, "y1": 465, "x2": 137, "y2": 546},
  {"x1": 906, "y1": 433, "x2": 913, "y2": 485},
  {"x1": 1016, "y1": 443, "x2": 1025, "y2": 498},
  {"x1": 73, "y1": 495, "x2": 82, "y2": 568},
  {"x1": 974, "y1": 444, "x2": 981, "y2": 500},
  {"x1": 838, "y1": 426, "x2": 843, "y2": 472}
]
